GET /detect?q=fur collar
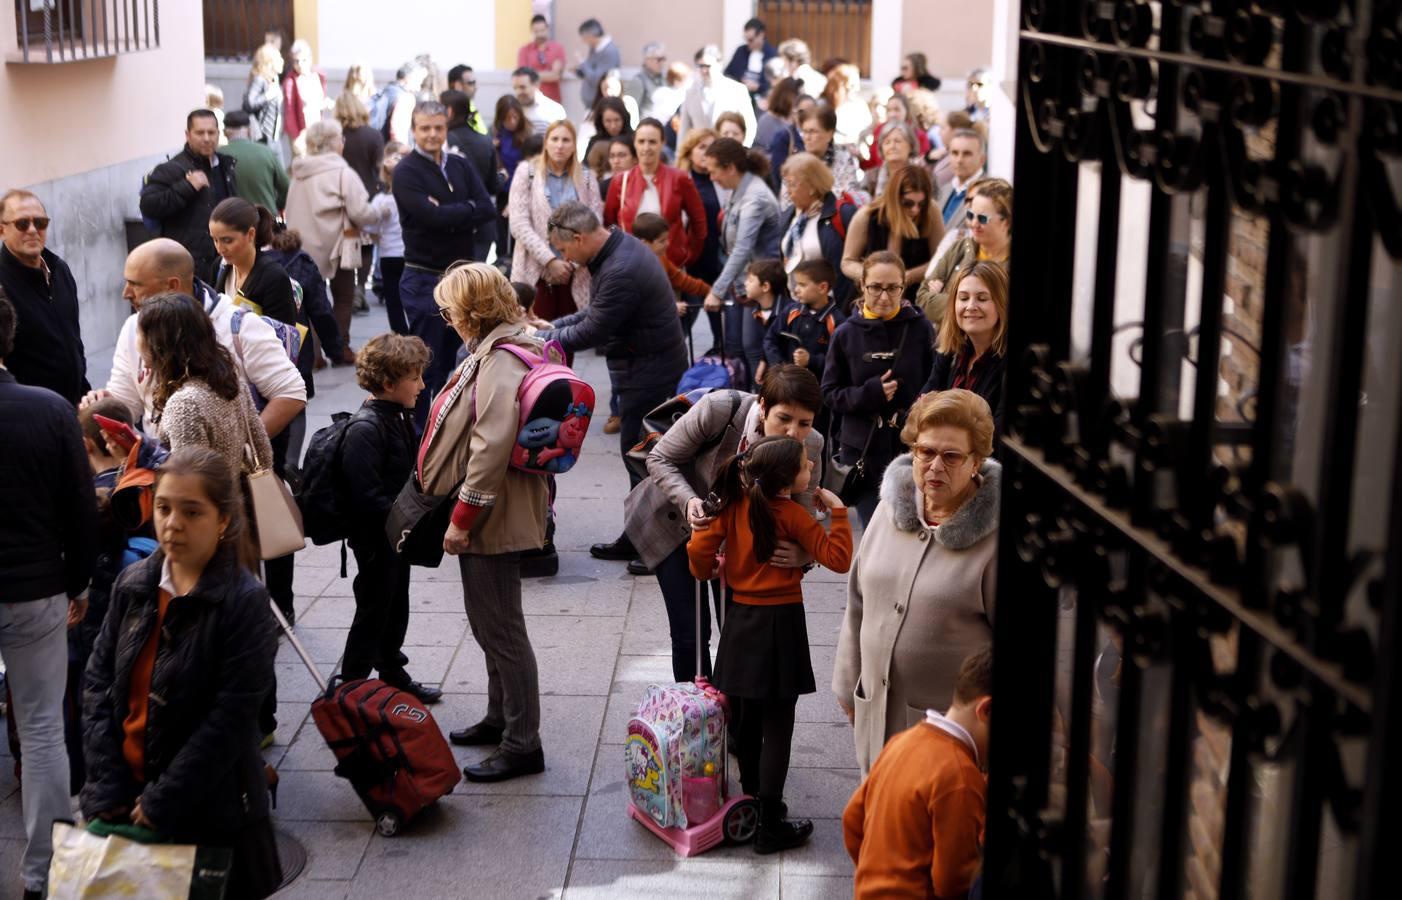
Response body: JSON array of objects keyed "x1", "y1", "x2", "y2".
[{"x1": 879, "y1": 453, "x2": 1002, "y2": 549}]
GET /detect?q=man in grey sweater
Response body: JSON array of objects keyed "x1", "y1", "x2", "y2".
[
  {"x1": 533, "y1": 201, "x2": 686, "y2": 566},
  {"x1": 574, "y1": 18, "x2": 621, "y2": 112}
]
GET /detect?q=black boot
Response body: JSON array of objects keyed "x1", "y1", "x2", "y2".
[
  {"x1": 521, "y1": 516, "x2": 559, "y2": 577},
  {"x1": 753, "y1": 798, "x2": 813, "y2": 854}
]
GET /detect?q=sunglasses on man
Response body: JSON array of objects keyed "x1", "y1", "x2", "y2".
[{"x1": 2, "y1": 217, "x2": 49, "y2": 232}]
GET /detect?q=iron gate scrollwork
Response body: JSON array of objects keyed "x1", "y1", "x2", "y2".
[{"x1": 987, "y1": 2, "x2": 1402, "y2": 898}]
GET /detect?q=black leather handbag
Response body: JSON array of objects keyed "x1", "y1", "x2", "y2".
[{"x1": 385, "y1": 476, "x2": 460, "y2": 568}]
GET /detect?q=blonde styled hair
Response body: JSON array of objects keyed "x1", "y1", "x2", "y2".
[
  {"x1": 434, "y1": 262, "x2": 524, "y2": 340},
  {"x1": 938, "y1": 260, "x2": 1009, "y2": 356},
  {"x1": 535, "y1": 120, "x2": 584, "y2": 189},
  {"x1": 334, "y1": 92, "x2": 370, "y2": 129},
  {"x1": 901, "y1": 389, "x2": 995, "y2": 459},
  {"x1": 780, "y1": 152, "x2": 834, "y2": 199},
  {"x1": 676, "y1": 127, "x2": 719, "y2": 172}
]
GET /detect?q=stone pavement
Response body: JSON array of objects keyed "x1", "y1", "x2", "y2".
[{"x1": 0, "y1": 299, "x2": 862, "y2": 899}]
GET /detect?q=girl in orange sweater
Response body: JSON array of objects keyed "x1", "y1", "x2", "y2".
[{"x1": 687, "y1": 435, "x2": 853, "y2": 853}]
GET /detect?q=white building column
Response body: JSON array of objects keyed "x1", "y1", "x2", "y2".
[
  {"x1": 988, "y1": 0, "x2": 1020, "y2": 177},
  {"x1": 869, "y1": 0, "x2": 903, "y2": 86},
  {"x1": 722, "y1": 0, "x2": 754, "y2": 58}
]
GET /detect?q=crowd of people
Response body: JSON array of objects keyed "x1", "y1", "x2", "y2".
[{"x1": 0, "y1": 14, "x2": 1005, "y2": 900}]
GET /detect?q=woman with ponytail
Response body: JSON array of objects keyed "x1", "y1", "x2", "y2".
[
  {"x1": 686, "y1": 434, "x2": 853, "y2": 854},
  {"x1": 208, "y1": 197, "x2": 298, "y2": 327}
]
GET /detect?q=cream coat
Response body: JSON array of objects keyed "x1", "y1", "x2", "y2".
[
  {"x1": 832, "y1": 453, "x2": 1000, "y2": 774},
  {"x1": 507, "y1": 160, "x2": 601, "y2": 311},
  {"x1": 284, "y1": 153, "x2": 377, "y2": 279}
]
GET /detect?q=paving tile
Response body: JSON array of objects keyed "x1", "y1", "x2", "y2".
[
  {"x1": 564, "y1": 859, "x2": 781, "y2": 898},
  {"x1": 784, "y1": 767, "x2": 862, "y2": 822},
  {"x1": 781, "y1": 818, "x2": 855, "y2": 878},
  {"x1": 277, "y1": 627, "x2": 350, "y2": 667},
  {"x1": 271, "y1": 878, "x2": 352, "y2": 899},
  {"x1": 778, "y1": 873, "x2": 855, "y2": 899},
  {"x1": 273, "y1": 819, "x2": 373, "y2": 881},
  {"x1": 444, "y1": 615, "x2": 622, "y2": 697},
  {"x1": 521, "y1": 577, "x2": 632, "y2": 618},
  {"x1": 401, "y1": 612, "x2": 469, "y2": 648},
  {"x1": 805, "y1": 612, "x2": 847, "y2": 647},
  {"x1": 347, "y1": 795, "x2": 580, "y2": 899},
  {"x1": 791, "y1": 722, "x2": 863, "y2": 770},
  {"x1": 273, "y1": 771, "x2": 376, "y2": 823}
]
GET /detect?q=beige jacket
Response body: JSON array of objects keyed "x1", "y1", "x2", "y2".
[
  {"x1": 285, "y1": 153, "x2": 377, "y2": 278},
  {"x1": 508, "y1": 160, "x2": 600, "y2": 309},
  {"x1": 417, "y1": 322, "x2": 549, "y2": 555},
  {"x1": 833, "y1": 453, "x2": 1000, "y2": 774}
]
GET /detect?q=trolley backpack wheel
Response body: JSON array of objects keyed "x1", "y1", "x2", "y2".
[
  {"x1": 375, "y1": 810, "x2": 403, "y2": 837},
  {"x1": 724, "y1": 798, "x2": 761, "y2": 844}
]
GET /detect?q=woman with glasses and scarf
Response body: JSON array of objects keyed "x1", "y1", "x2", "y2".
[
  {"x1": 820, "y1": 251, "x2": 935, "y2": 525},
  {"x1": 831, "y1": 388, "x2": 999, "y2": 774},
  {"x1": 842, "y1": 165, "x2": 943, "y2": 302},
  {"x1": 781, "y1": 106, "x2": 867, "y2": 208},
  {"x1": 917, "y1": 179, "x2": 1012, "y2": 326}
]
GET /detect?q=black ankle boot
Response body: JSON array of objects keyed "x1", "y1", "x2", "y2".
[{"x1": 754, "y1": 798, "x2": 813, "y2": 854}]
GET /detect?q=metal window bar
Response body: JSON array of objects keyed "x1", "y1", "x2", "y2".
[
  {"x1": 989, "y1": 1, "x2": 1401, "y2": 898},
  {"x1": 11, "y1": 0, "x2": 158, "y2": 61}
]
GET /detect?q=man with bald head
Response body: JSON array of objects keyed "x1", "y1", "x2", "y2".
[{"x1": 81, "y1": 237, "x2": 306, "y2": 440}]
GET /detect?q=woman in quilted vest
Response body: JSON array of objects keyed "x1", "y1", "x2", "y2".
[{"x1": 417, "y1": 263, "x2": 549, "y2": 783}]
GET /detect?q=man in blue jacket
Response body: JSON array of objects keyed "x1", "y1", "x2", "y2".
[
  {"x1": 724, "y1": 17, "x2": 778, "y2": 109},
  {"x1": 392, "y1": 100, "x2": 496, "y2": 430},
  {"x1": 0, "y1": 292, "x2": 96, "y2": 900},
  {"x1": 534, "y1": 202, "x2": 687, "y2": 569}
]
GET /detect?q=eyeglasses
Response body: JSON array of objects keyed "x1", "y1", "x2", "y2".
[
  {"x1": 547, "y1": 222, "x2": 578, "y2": 238},
  {"x1": 437, "y1": 307, "x2": 455, "y2": 324},
  {"x1": 463, "y1": 80, "x2": 477, "y2": 87},
  {"x1": 900, "y1": 197, "x2": 925, "y2": 210},
  {"x1": 966, "y1": 211, "x2": 996, "y2": 225},
  {"x1": 864, "y1": 283, "x2": 903, "y2": 298},
  {"x1": 3, "y1": 217, "x2": 49, "y2": 232},
  {"x1": 911, "y1": 445, "x2": 971, "y2": 468}
]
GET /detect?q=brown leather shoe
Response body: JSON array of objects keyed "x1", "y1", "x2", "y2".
[{"x1": 603, "y1": 415, "x2": 621, "y2": 434}]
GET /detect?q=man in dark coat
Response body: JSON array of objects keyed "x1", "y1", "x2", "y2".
[
  {"x1": 0, "y1": 292, "x2": 96, "y2": 899},
  {"x1": 724, "y1": 17, "x2": 779, "y2": 107},
  {"x1": 391, "y1": 100, "x2": 496, "y2": 431},
  {"x1": 535, "y1": 201, "x2": 688, "y2": 567},
  {"x1": 443, "y1": 89, "x2": 503, "y2": 264},
  {"x1": 0, "y1": 189, "x2": 88, "y2": 405},
  {"x1": 138, "y1": 109, "x2": 237, "y2": 280}
]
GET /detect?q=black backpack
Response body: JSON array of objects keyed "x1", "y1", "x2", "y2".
[{"x1": 296, "y1": 409, "x2": 373, "y2": 548}]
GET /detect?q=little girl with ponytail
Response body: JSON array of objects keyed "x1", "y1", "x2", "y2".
[{"x1": 686, "y1": 434, "x2": 852, "y2": 854}]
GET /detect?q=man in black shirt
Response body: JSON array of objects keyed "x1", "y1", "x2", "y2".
[
  {"x1": 392, "y1": 100, "x2": 496, "y2": 430},
  {"x1": 0, "y1": 189, "x2": 88, "y2": 406},
  {"x1": 138, "y1": 109, "x2": 237, "y2": 280}
]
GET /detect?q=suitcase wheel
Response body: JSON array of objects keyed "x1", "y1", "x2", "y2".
[
  {"x1": 723, "y1": 798, "x2": 760, "y2": 844},
  {"x1": 375, "y1": 811, "x2": 403, "y2": 837}
]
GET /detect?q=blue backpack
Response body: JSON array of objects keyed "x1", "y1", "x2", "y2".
[{"x1": 229, "y1": 306, "x2": 304, "y2": 409}]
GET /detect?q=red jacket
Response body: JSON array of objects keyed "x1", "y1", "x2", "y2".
[
  {"x1": 281, "y1": 70, "x2": 327, "y2": 141},
  {"x1": 604, "y1": 164, "x2": 707, "y2": 269}
]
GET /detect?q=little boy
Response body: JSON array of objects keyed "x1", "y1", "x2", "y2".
[
  {"x1": 742, "y1": 258, "x2": 786, "y2": 385},
  {"x1": 764, "y1": 258, "x2": 845, "y2": 379},
  {"x1": 79, "y1": 397, "x2": 131, "y2": 488},
  {"x1": 632, "y1": 212, "x2": 712, "y2": 319},
  {"x1": 843, "y1": 645, "x2": 992, "y2": 899},
  {"x1": 339, "y1": 333, "x2": 442, "y2": 703}
]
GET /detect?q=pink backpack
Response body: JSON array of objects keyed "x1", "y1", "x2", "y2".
[{"x1": 478, "y1": 340, "x2": 595, "y2": 476}]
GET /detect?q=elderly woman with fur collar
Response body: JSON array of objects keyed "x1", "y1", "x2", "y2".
[{"x1": 832, "y1": 389, "x2": 999, "y2": 773}]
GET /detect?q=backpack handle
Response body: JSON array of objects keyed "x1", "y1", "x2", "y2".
[{"x1": 492, "y1": 339, "x2": 566, "y2": 368}]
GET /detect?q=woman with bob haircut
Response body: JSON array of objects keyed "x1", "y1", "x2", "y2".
[
  {"x1": 832, "y1": 388, "x2": 999, "y2": 773},
  {"x1": 417, "y1": 262, "x2": 552, "y2": 784}
]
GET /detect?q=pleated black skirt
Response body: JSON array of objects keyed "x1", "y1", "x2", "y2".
[{"x1": 713, "y1": 601, "x2": 816, "y2": 700}]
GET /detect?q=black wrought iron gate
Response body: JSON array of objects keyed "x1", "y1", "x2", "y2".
[{"x1": 985, "y1": 3, "x2": 1402, "y2": 898}]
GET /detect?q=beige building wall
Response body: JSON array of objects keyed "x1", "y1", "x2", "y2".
[
  {"x1": 901, "y1": 0, "x2": 994, "y2": 81},
  {"x1": 551, "y1": 0, "x2": 726, "y2": 82},
  {"x1": 0, "y1": 8, "x2": 206, "y2": 186},
  {"x1": 0, "y1": 6, "x2": 207, "y2": 367}
]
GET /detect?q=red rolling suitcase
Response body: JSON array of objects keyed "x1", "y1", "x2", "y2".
[{"x1": 270, "y1": 602, "x2": 461, "y2": 835}]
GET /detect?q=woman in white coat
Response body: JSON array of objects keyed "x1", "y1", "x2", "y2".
[
  {"x1": 832, "y1": 389, "x2": 1000, "y2": 773},
  {"x1": 508, "y1": 119, "x2": 603, "y2": 321}
]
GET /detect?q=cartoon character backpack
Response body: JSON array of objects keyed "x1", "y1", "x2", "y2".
[
  {"x1": 626, "y1": 681, "x2": 730, "y2": 830},
  {"x1": 478, "y1": 339, "x2": 595, "y2": 476}
]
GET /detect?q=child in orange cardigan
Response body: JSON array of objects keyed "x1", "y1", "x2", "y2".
[
  {"x1": 843, "y1": 645, "x2": 993, "y2": 899},
  {"x1": 687, "y1": 435, "x2": 852, "y2": 853},
  {"x1": 633, "y1": 212, "x2": 712, "y2": 317}
]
